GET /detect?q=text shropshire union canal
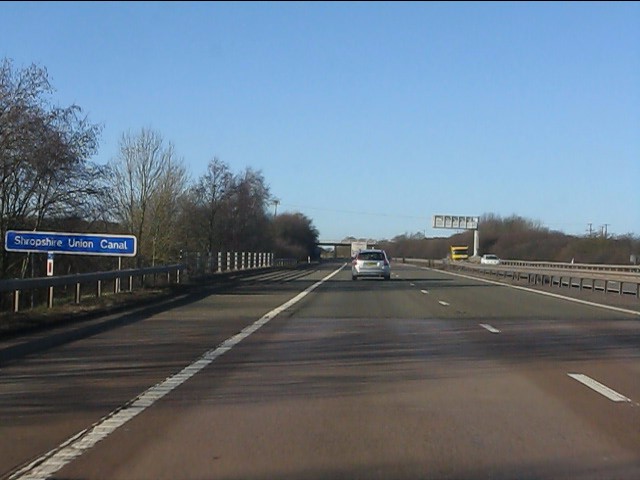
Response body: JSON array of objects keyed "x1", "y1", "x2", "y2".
[{"x1": 4, "y1": 231, "x2": 137, "y2": 256}]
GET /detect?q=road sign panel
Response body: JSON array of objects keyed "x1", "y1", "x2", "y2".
[
  {"x1": 432, "y1": 214, "x2": 479, "y2": 230},
  {"x1": 4, "y1": 231, "x2": 137, "y2": 257}
]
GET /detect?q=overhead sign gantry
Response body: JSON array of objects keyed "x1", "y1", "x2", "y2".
[{"x1": 432, "y1": 215, "x2": 480, "y2": 257}]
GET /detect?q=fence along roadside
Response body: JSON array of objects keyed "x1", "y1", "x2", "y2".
[{"x1": 1, "y1": 251, "x2": 275, "y2": 313}]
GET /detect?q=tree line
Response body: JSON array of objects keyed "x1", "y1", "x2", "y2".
[
  {"x1": 0, "y1": 59, "x2": 318, "y2": 279},
  {"x1": 380, "y1": 214, "x2": 640, "y2": 264}
]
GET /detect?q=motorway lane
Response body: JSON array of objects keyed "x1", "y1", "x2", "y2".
[
  {"x1": 0, "y1": 266, "x2": 332, "y2": 479},
  {"x1": 402, "y1": 264, "x2": 640, "y2": 446},
  {"x1": 2, "y1": 262, "x2": 640, "y2": 479}
]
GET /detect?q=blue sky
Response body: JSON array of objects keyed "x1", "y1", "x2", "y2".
[{"x1": 2, "y1": 1, "x2": 638, "y2": 241}]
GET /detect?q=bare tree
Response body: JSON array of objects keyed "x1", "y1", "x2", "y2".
[
  {"x1": 228, "y1": 167, "x2": 271, "y2": 251},
  {"x1": 147, "y1": 145, "x2": 188, "y2": 265},
  {"x1": 108, "y1": 128, "x2": 186, "y2": 266},
  {"x1": 272, "y1": 212, "x2": 319, "y2": 260},
  {"x1": 0, "y1": 58, "x2": 103, "y2": 277},
  {"x1": 189, "y1": 157, "x2": 233, "y2": 252},
  {"x1": 180, "y1": 161, "x2": 273, "y2": 254}
]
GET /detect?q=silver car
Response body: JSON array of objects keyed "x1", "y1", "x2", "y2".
[{"x1": 351, "y1": 249, "x2": 391, "y2": 280}]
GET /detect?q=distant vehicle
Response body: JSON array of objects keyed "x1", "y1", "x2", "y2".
[
  {"x1": 450, "y1": 245, "x2": 469, "y2": 261},
  {"x1": 480, "y1": 254, "x2": 501, "y2": 265},
  {"x1": 352, "y1": 249, "x2": 391, "y2": 280},
  {"x1": 350, "y1": 241, "x2": 368, "y2": 258}
]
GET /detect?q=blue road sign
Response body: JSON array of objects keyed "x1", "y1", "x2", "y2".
[{"x1": 4, "y1": 231, "x2": 137, "y2": 257}]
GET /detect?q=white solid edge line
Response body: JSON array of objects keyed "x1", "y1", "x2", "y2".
[
  {"x1": 10, "y1": 264, "x2": 346, "y2": 480},
  {"x1": 479, "y1": 323, "x2": 501, "y2": 334},
  {"x1": 568, "y1": 373, "x2": 631, "y2": 403},
  {"x1": 417, "y1": 266, "x2": 640, "y2": 317}
]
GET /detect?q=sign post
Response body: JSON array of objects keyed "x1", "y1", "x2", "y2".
[
  {"x1": 116, "y1": 256, "x2": 122, "y2": 293},
  {"x1": 46, "y1": 252, "x2": 54, "y2": 276},
  {"x1": 47, "y1": 252, "x2": 54, "y2": 308}
]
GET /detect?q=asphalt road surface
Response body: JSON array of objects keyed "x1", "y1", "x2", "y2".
[{"x1": 1, "y1": 261, "x2": 639, "y2": 479}]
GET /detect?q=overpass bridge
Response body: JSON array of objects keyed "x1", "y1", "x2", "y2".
[{"x1": 316, "y1": 241, "x2": 380, "y2": 258}]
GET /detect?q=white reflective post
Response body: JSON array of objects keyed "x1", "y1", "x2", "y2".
[
  {"x1": 47, "y1": 252, "x2": 54, "y2": 308},
  {"x1": 473, "y1": 230, "x2": 480, "y2": 257}
]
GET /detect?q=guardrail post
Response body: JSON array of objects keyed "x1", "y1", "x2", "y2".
[
  {"x1": 217, "y1": 252, "x2": 222, "y2": 273},
  {"x1": 234, "y1": 252, "x2": 238, "y2": 270},
  {"x1": 48, "y1": 286, "x2": 54, "y2": 309},
  {"x1": 75, "y1": 283, "x2": 81, "y2": 304},
  {"x1": 116, "y1": 257, "x2": 122, "y2": 293},
  {"x1": 97, "y1": 280, "x2": 102, "y2": 298},
  {"x1": 13, "y1": 290, "x2": 20, "y2": 313}
]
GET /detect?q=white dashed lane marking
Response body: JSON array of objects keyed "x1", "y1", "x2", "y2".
[
  {"x1": 568, "y1": 373, "x2": 632, "y2": 403},
  {"x1": 479, "y1": 323, "x2": 501, "y2": 334},
  {"x1": 438, "y1": 301, "x2": 450, "y2": 306},
  {"x1": 420, "y1": 289, "x2": 429, "y2": 294}
]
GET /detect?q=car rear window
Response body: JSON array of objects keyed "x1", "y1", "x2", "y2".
[{"x1": 358, "y1": 252, "x2": 384, "y2": 261}]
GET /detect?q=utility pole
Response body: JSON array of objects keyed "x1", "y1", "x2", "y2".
[
  {"x1": 587, "y1": 223, "x2": 593, "y2": 237},
  {"x1": 600, "y1": 224, "x2": 610, "y2": 238},
  {"x1": 272, "y1": 198, "x2": 280, "y2": 217}
]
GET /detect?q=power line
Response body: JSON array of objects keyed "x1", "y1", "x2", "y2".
[{"x1": 280, "y1": 203, "x2": 427, "y2": 221}]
